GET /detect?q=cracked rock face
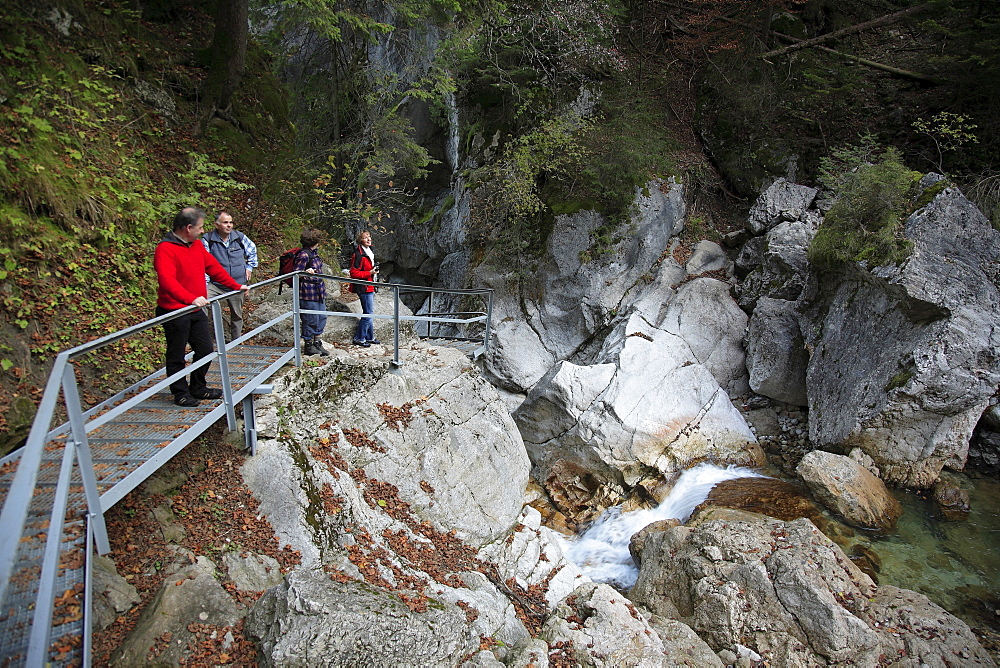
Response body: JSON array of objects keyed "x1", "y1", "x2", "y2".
[
  {"x1": 802, "y1": 183, "x2": 1000, "y2": 487},
  {"x1": 248, "y1": 344, "x2": 529, "y2": 550},
  {"x1": 514, "y1": 278, "x2": 762, "y2": 490},
  {"x1": 480, "y1": 178, "x2": 686, "y2": 393},
  {"x1": 628, "y1": 509, "x2": 993, "y2": 666}
]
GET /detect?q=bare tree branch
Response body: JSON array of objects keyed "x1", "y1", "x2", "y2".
[{"x1": 761, "y1": 2, "x2": 935, "y2": 60}]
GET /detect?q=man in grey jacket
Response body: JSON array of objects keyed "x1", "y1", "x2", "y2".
[{"x1": 202, "y1": 211, "x2": 258, "y2": 341}]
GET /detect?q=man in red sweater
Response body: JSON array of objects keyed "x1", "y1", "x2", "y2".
[{"x1": 154, "y1": 207, "x2": 249, "y2": 407}]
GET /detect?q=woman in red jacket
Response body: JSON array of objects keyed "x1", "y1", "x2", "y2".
[{"x1": 349, "y1": 229, "x2": 379, "y2": 346}]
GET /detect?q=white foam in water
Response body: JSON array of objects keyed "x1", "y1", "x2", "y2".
[{"x1": 560, "y1": 463, "x2": 766, "y2": 589}]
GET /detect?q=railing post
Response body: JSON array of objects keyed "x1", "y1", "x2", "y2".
[
  {"x1": 392, "y1": 284, "x2": 401, "y2": 367},
  {"x1": 61, "y1": 364, "x2": 110, "y2": 555},
  {"x1": 84, "y1": 518, "x2": 95, "y2": 667},
  {"x1": 485, "y1": 291, "x2": 494, "y2": 351},
  {"x1": 211, "y1": 300, "x2": 237, "y2": 430},
  {"x1": 0, "y1": 353, "x2": 70, "y2": 607},
  {"x1": 427, "y1": 291, "x2": 435, "y2": 338},
  {"x1": 292, "y1": 273, "x2": 301, "y2": 367}
]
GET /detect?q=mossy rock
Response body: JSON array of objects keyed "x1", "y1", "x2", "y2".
[{"x1": 0, "y1": 395, "x2": 36, "y2": 458}]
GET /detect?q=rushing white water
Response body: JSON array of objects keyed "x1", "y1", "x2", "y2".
[{"x1": 560, "y1": 464, "x2": 766, "y2": 589}]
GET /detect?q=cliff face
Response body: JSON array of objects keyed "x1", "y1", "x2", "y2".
[{"x1": 739, "y1": 176, "x2": 1000, "y2": 487}]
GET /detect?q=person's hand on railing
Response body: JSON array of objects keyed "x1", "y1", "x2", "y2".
[{"x1": 193, "y1": 296, "x2": 209, "y2": 307}]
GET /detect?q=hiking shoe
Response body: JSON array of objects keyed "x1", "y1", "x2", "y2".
[
  {"x1": 312, "y1": 339, "x2": 330, "y2": 356},
  {"x1": 367, "y1": 338, "x2": 382, "y2": 345},
  {"x1": 352, "y1": 339, "x2": 371, "y2": 348},
  {"x1": 192, "y1": 388, "x2": 223, "y2": 400},
  {"x1": 174, "y1": 394, "x2": 200, "y2": 407},
  {"x1": 303, "y1": 341, "x2": 318, "y2": 355}
]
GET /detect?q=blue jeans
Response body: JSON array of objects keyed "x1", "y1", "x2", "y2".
[
  {"x1": 355, "y1": 291, "x2": 374, "y2": 342},
  {"x1": 301, "y1": 300, "x2": 327, "y2": 340}
]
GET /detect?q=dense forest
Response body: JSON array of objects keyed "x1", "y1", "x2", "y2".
[{"x1": 1, "y1": 0, "x2": 998, "y2": 453}]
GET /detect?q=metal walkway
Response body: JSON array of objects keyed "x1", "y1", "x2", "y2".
[{"x1": 0, "y1": 273, "x2": 492, "y2": 666}]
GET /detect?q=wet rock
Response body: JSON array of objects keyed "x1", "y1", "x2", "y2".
[
  {"x1": 932, "y1": 477, "x2": 971, "y2": 521},
  {"x1": 697, "y1": 476, "x2": 826, "y2": 525},
  {"x1": 849, "y1": 544, "x2": 881, "y2": 582},
  {"x1": 796, "y1": 450, "x2": 902, "y2": 531},
  {"x1": 629, "y1": 519, "x2": 681, "y2": 567},
  {"x1": 543, "y1": 459, "x2": 625, "y2": 530}
]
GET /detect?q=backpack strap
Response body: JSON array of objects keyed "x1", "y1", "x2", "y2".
[{"x1": 350, "y1": 246, "x2": 365, "y2": 270}]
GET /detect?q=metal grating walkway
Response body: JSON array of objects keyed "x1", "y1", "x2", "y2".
[
  {"x1": 0, "y1": 345, "x2": 288, "y2": 666},
  {"x1": 0, "y1": 273, "x2": 493, "y2": 666}
]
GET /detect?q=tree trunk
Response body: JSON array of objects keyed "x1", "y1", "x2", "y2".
[{"x1": 200, "y1": 0, "x2": 248, "y2": 132}]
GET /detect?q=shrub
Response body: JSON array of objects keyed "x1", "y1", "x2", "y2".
[{"x1": 809, "y1": 143, "x2": 921, "y2": 270}]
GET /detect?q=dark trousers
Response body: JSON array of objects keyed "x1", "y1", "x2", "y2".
[{"x1": 156, "y1": 306, "x2": 214, "y2": 398}]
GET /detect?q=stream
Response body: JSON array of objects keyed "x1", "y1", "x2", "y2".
[{"x1": 558, "y1": 464, "x2": 1000, "y2": 636}]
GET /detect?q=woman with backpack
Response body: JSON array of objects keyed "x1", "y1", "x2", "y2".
[
  {"x1": 349, "y1": 229, "x2": 379, "y2": 347},
  {"x1": 293, "y1": 227, "x2": 330, "y2": 356}
]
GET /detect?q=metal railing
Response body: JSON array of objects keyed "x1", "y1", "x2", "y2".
[{"x1": 0, "y1": 270, "x2": 492, "y2": 666}]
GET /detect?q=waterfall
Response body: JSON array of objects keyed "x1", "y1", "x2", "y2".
[
  {"x1": 444, "y1": 88, "x2": 460, "y2": 174},
  {"x1": 560, "y1": 464, "x2": 766, "y2": 589}
]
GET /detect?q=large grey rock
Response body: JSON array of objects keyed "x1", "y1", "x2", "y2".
[
  {"x1": 540, "y1": 582, "x2": 667, "y2": 667},
  {"x1": 795, "y1": 450, "x2": 902, "y2": 531},
  {"x1": 745, "y1": 297, "x2": 808, "y2": 406},
  {"x1": 479, "y1": 506, "x2": 586, "y2": 606},
  {"x1": 515, "y1": 306, "x2": 763, "y2": 487},
  {"x1": 247, "y1": 569, "x2": 479, "y2": 667},
  {"x1": 245, "y1": 345, "x2": 529, "y2": 554},
  {"x1": 646, "y1": 616, "x2": 724, "y2": 667},
  {"x1": 629, "y1": 510, "x2": 992, "y2": 666},
  {"x1": 737, "y1": 219, "x2": 816, "y2": 311},
  {"x1": 241, "y1": 350, "x2": 600, "y2": 665},
  {"x1": 111, "y1": 556, "x2": 243, "y2": 666},
  {"x1": 803, "y1": 183, "x2": 1000, "y2": 486},
  {"x1": 481, "y1": 178, "x2": 685, "y2": 392},
  {"x1": 684, "y1": 240, "x2": 729, "y2": 276},
  {"x1": 223, "y1": 552, "x2": 285, "y2": 592},
  {"x1": 661, "y1": 278, "x2": 750, "y2": 397},
  {"x1": 746, "y1": 178, "x2": 818, "y2": 235}
]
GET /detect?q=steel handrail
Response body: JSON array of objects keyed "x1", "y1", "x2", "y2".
[
  {"x1": 0, "y1": 271, "x2": 493, "y2": 648},
  {"x1": 0, "y1": 270, "x2": 493, "y2": 665}
]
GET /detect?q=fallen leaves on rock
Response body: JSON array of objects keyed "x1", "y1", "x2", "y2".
[
  {"x1": 377, "y1": 402, "x2": 415, "y2": 431},
  {"x1": 91, "y1": 426, "x2": 301, "y2": 665}
]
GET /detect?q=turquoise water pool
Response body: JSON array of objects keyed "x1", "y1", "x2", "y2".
[{"x1": 866, "y1": 474, "x2": 1000, "y2": 635}]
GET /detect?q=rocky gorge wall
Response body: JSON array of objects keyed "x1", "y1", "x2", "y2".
[{"x1": 96, "y1": 343, "x2": 995, "y2": 666}]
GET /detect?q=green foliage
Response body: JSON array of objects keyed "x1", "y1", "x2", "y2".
[
  {"x1": 911, "y1": 111, "x2": 978, "y2": 174},
  {"x1": 809, "y1": 141, "x2": 921, "y2": 270}
]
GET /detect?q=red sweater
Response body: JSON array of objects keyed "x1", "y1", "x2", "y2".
[{"x1": 155, "y1": 232, "x2": 242, "y2": 309}]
